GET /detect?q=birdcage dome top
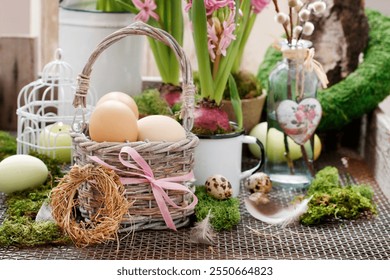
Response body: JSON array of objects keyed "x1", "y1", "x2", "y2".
[{"x1": 41, "y1": 48, "x2": 74, "y2": 85}]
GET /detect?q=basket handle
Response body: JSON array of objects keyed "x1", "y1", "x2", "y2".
[{"x1": 73, "y1": 21, "x2": 195, "y2": 132}]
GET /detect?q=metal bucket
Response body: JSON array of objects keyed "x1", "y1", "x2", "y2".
[{"x1": 59, "y1": 1, "x2": 145, "y2": 99}]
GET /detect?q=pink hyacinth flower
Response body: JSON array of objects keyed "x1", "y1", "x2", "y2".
[
  {"x1": 219, "y1": 14, "x2": 236, "y2": 56},
  {"x1": 132, "y1": 0, "x2": 159, "y2": 22},
  {"x1": 251, "y1": 0, "x2": 270, "y2": 14},
  {"x1": 186, "y1": 0, "x2": 235, "y2": 15},
  {"x1": 185, "y1": 0, "x2": 192, "y2": 13},
  {"x1": 207, "y1": 20, "x2": 219, "y2": 61},
  {"x1": 205, "y1": 0, "x2": 235, "y2": 15}
]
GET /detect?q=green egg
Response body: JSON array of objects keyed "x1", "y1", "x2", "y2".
[{"x1": 0, "y1": 155, "x2": 48, "y2": 194}]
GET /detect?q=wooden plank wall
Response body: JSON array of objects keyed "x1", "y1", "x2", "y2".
[
  {"x1": 365, "y1": 106, "x2": 390, "y2": 201},
  {"x1": 0, "y1": 1, "x2": 57, "y2": 132},
  {"x1": 40, "y1": 0, "x2": 59, "y2": 67},
  {"x1": 0, "y1": 37, "x2": 38, "y2": 131}
]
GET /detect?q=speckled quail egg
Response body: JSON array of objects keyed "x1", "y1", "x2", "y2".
[
  {"x1": 205, "y1": 174, "x2": 232, "y2": 200},
  {"x1": 245, "y1": 172, "x2": 272, "y2": 194}
]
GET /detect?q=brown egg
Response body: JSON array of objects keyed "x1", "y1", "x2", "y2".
[
  {"x1": 96, "y1": 91, "x2": 139, "y2": 119},
  {"x1": 89, "y1": 100, "x2": 138, "y2": 142},
  {"x1": 137, "y1": 115, "x2": 186, "y2": 142}
]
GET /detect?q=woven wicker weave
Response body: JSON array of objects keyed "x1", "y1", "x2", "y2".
[{"x1": 70, "y1": 22, "x2": 199, "y2": 232}]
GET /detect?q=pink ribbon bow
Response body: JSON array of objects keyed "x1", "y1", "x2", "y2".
[{"x1": 89, "y1": 146, "x2": 198, "y2": 231}]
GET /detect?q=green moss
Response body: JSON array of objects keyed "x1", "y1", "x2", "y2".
[
  {"x1": 300, "y1": 167, "x2": 377, "y2": 226},
  {"x1": 0, "y1": 217, "x2": 69, "y2": 247},
  {"x1": 194, "y1": 186, "x2": 240, "y2": 231},
  {"x1": 306, "y1": 166, "x2": 340, "y2": 196},
  {"x1": 0, "y1": 131, "x2": 17, "y2": 161},
  {"x1": 0, "y1": 142, "x2": 69, "y2": 247},
  {"x1": 257, "y1": 10, "x2": 390, "y2": 131},
  {"x1": 133, "y1": 89, "x2": 173, "y2": 116}
]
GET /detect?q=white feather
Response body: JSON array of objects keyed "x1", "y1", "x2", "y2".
[
  {"x1": 189, "y1": 210, "x2": 216, "y2": 245},
  {"x1": 245, "y1": 196, "x2": 313, "y2": 227}
]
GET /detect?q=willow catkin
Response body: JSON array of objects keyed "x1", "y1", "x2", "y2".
[{"x1": 50, "y1": 164, "x2": 132, "y2": 247}]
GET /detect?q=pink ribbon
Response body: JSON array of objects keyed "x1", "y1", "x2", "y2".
[{"x1": 88, "y1": 146, "x2": 198, "y2": 231}]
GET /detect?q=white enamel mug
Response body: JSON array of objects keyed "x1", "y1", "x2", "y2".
[{"x1": 194, "y1": 130, "x2": 265, "y2": 197}]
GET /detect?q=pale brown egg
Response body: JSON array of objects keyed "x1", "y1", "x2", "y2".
[
  {"x1": 89, "y1": 100, "x2": 138, "y2": 142},
  {"x1": 96, "y1": 91, "x2": 139, "y2": 119},
  {"x1": 137, "y1": 115, "x2": 186, "y2": 142}
]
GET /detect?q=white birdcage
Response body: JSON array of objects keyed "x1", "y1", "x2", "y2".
[{"x1": 16, "y1": 49, "x2": 95, "y2": 163}]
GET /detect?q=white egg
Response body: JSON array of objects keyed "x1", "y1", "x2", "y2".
[{"x1": 0, "y1": 155, "x2": 49, "y2": 194}]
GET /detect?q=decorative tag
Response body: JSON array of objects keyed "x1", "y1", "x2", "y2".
[{"x1": 276, "y1": 98, "x2": 322, "y2": 145}]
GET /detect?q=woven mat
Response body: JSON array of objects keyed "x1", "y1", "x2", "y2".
[{"x1": 0, "y1": 150, "x2": 389, "y2": 260}]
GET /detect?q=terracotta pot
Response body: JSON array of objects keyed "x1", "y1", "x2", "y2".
[{"x1": 222, "y1": 91, "x2": 267, "y2": 133}]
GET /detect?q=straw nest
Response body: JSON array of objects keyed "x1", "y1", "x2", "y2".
[{"x1": 50, "y1": 164, "x2": 132, "y2": 247}]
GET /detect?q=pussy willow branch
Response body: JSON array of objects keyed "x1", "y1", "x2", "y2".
[
  {"x1": 272, "y1": 0, "x2": 291, "y2": 43},
  {"x1": 289, "y1": 6, "x2": 294, "y2": 43},
  {"x1": 301, "y1": 144, "x2": 315, "y2": 177},
  {"x1": 296, "y1": 1, "x2": 312, "y2": 41}
]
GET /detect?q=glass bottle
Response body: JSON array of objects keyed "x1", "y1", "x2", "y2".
[{"x1": 265, "y1": 41, "x2": 321, "y2": 189}]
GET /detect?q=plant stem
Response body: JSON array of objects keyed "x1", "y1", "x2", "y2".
[
  {"x1": 289, "y1": 7, "x2": 294, "y2": 44},
  {"x1": 300, "y1": 145, "x2": 315, "y2": 176},
  {"x1": 287, "y1": 60, "x2": 293, "y2": 100},
  {"x1": 284, "y1": 58, "x2": 295, "y2": 173},
  {"x1": 213, "y1": 54, "x2": 222, "y2": 80},
  {"x1": 284, "y1": 134, "x2": 295, "y2": 174}
]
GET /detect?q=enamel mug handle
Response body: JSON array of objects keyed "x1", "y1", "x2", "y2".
[{"x1": 240, "y1": 135, "x2": 265, "y2": 180}]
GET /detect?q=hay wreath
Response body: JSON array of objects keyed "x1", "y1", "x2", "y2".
[
  {"x1": 257, "y1": 10, "x2": 390, "y2": 131},
  {"x1": 50, "y1": 164, "x2": 132, "y2": 247}
]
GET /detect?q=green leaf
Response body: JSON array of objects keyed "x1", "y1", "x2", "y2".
[
  {"x1": 232, "y1": 13, "x2": 257, "y2": 73},
  {"x1": 114, "y1": 0, "x2": 138, "y2": 13},
  {"x1": 148, "y1": 38, "x2": 170, "y2": 82},
  {"x1": 228, "y1": 74, "x2": 243, "y2": 129},
  {"x1": 96, "y1": 0, "x2": 137, "y2": 13},
  {"x1": 192, "y1": 0, "x2": 214, "y2": 98},
  {"x1": 213, "y1": 0, "x2": 251, "y2": 104}
]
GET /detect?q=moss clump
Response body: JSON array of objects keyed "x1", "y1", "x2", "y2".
[
  {"x1": 0, "y1": 131, "x2": 17, "y2": 161},
  {"x1": 300, "y1": 167, "x2": 377, "y2": 226},
  {"x1": 257, "y1": 10, "x2": 390, "y2": 131},
  {"x1": 133, "y1": 89, "x2": 173, "y2": 117},
  {"x1": 194, "y1": 186, "x2": 240, "y2": 231},
  {"x1": 223, "y1": 71, "x2": 262, "y2": 100},
  {"x1": 0, "y1": 145, "x2": 69, "y2": 247},
  {"x1": 306, "y1": 166, "x2": 340, "y2": 196},
  {"x1": 0, "y1": 217, "x2": 69, "y2": 247}
]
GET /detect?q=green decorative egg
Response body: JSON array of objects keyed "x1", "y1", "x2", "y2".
[{"x1": 0, "y1": 155, "x2": 48, "y2": 194}]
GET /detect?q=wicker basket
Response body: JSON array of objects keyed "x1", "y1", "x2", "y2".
[{"x1": 70, "y1": 22, "x2": 199, "y2": 232}]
